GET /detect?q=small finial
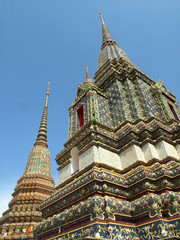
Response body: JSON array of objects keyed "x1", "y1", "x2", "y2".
[
  {"x1": 99, "y1": 12, "x2": 105, "y2": 25},
  {"x1": 47, "y1": 80, "x2": 50, "y2": 95},
  {"x1": 83, "y1": 65, "x2": 93, "y2": 85},
  {"x1": 86, "y1": 65, "x2": 90, "y2": 78},
  {"x1": 158, "y1": 78, "x2": 164, "y2": 84},
  {"x1": 45, "y1": 80, "x2": 50, "y2": 107}
]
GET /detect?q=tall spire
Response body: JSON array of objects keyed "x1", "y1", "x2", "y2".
[
  {"x1": 35, "y1": 80, "x2": 50, "y2": 147},
  {"x1": 99, "y1": 12, "x2": 115, "y2": 49},
  {"x1": 0, "y1": 80, "x2": 55, "y2": 239},
  {"x1": 98, "y1": 13, "x2": 132, "y2": 69}
]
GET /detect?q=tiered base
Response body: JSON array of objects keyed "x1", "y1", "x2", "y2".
[{"x1": 34, "y1": 158, "x2": 180, "y2": 240}]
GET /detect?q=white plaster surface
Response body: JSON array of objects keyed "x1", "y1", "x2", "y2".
[
  {"x1": 175, "y1": 144, "x2": 180, "y2": 159},
  {"x1": 79, "y1": 146, "x2": 99, "y2": 170},
  {"x1": 79, "y1": 146, "x2": 121, "y2": 170},
  {"x1": 156, "y1": 140, "x2": 179, "y2": 160},
  {"x1": 142, "y1": 143, "x2": 159, "y2": 161},
  {"x1": 98, "y1": 147, "x2": 121, "y2": 169},
  {"x1": 59, "y1": 162, "x2": 71, "y2": 184},
  {"x1": 58, "y1": 140, "x2": 180, "y2": 185},
  {"x1": 119, "y1": 144, "x2": 145, "y2": 169}
]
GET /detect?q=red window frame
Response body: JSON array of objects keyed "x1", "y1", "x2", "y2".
[
  {"x1": 167, "y1": 102, "x2": 179, "y2": 121},
  {"x1": 77, "y1": 105, "x2": 84, "y2": 128}
]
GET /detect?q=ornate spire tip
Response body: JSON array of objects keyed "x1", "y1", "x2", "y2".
[
  {"x1": 35, "y1": 80, "x2": 50, "y2": 147},
  {"x1": 99, "y1": 12, "x2": 105, "y2": 25},
  {"x1": 47, "y1": 80, "x2": 50, "y2": 95},
  {"x1": 45, "y1": 80, "x2": 50, "y2": 107},
  {"x1": 86, "y1": 65, "x2": 90, "y2": 78}
]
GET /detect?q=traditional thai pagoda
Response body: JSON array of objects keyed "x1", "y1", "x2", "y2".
[
  {"x1": 0, "y1": 81, "x2": 55, "y2": 239},
  {"x1": 33, "y1": 13, "x2": 180, "y2": 240},
  {"x1": 33, "y1": 13, "x2": 180, "y2": 239}
]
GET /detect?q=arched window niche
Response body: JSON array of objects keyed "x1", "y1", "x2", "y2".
[{"x1": 70, "y1": 147, "x2": 79, "y2": 175}]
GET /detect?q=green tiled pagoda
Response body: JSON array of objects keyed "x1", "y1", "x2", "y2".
[
  {"x1": 34, "y1": 13, "x2": 179, "y2": 240},
  {"x1": 0, "y1": 81, "x2": 55, "y2": 240}
]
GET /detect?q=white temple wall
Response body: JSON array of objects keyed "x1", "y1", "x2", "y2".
[
  {"x1": 58, "y1": 140, "x2": 180, "y2": 184},
  {"x1": 155, "y1": 140, "x2": 179, "y2": 160},
  {"x1": 119, "y1": 141, "x2": 180, "y2": 170},
  {"x1": 79, "y1": 146, "x2": 99, "y2": 170},
  {"x1": 175, "y1": 144, "x2": 180, "y2": 158},
  {"x1": 97, "y1": 147, "x2": 121, "y2": 169},
  {"x1": 142, "y1": 143, "x2": 159, "y2": 161},
  {"x1": 79, "y1": 146, "x2": 121, "y2": 170},
  {"x1": 119, "y1": 145, "x2": 145, "y2": 169},
  {"x1": 59, "y1": 163, "x2": 71, "y2": 184}
]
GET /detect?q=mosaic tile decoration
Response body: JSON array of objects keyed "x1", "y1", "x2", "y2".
[
  {"x1": 35, "y1": 218, "x2": 180, "y2": 240},
  {"x1": 24, "y1": 146, "x2": 51, "y2": 176}
]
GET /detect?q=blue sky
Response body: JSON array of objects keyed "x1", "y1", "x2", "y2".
[{"x1": 0, "y1": 0, "x2": 180, "y2": 216}]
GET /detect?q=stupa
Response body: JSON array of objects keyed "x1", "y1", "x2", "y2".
[
  {"x1": 0, "y1": 81, "x2": 55, "y2": 240},
  {"x1": 32, "y1": 13, "x2": 180, "y2": 240}
]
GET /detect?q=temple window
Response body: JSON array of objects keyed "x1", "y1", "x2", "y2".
[
  {"x1": 77, "y1": 105, "x2": 84, "y2": 129},
  {"x1": 70, "y1": 147, "x2": 79, "y2": 174},
  {"x1": 167, "y1": 102, "x2": 179, "y2": 121}
]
